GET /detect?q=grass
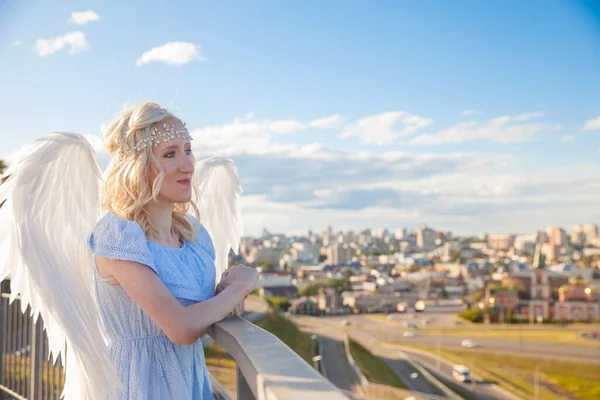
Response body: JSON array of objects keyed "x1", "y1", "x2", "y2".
[
  {"x1": 254, "y1": 308, "x2": 313, "y2": 365},
  {"x1": 422, "y1": 367, "x2": 480, "y2": 400},
  {"x1": 205, "y1": 307, "x2": 315, "y2": 370},
  {"x1": 204, "y1": 342, "x2": 236, "y2": 369},
  {"x1": 368, "y1": 315, "x2": 600, "y2": 346},
  {"x1": 418, "y1": 328, "x2": 596, "y2": 346},
  {"x1": 207, "y1": 365, "x2": 237, "y2": 394},
  {"x1": 1, "y1": 354, "x2": 65, "y2": 398},
  {"x1": 346, "y1": 338, "x2": 407, "y2": 389},
  {"x1": 400, "y1": 344, "x2": 600, "y2": 400}
]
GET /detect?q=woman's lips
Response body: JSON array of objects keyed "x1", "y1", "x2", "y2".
[{"x1": 177, "y1": 179, "x2": 191, "y2": 185}]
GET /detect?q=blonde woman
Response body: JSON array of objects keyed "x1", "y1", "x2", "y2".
[{"x1": 0, "y1": 102, "x2": 256, "y2": 399}]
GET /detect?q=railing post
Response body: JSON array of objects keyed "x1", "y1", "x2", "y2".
[
  {"x1": 0, "y1": 295, "x2": 4, "y2": 389},
  {"x1": 236, "y1": 366, "x2": 255, "y2": 400},
  {"x1": 30, "y1": 319, "x2": 43, "y2": 400}
]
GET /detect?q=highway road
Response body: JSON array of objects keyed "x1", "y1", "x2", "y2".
[
  {"x1": 343, "y1": 314, "x2": 600, "y2": 363},
  {"x1": 319, "y1": 335, "x2": 357, "y2": 392},
  {"x1": 291, "y1": 316, "x2": 359, "y2": 393},
  {"x1": 291, "y1": 315, "x2": 448, "y2": 398},
  {"x1": 394, "y1": 346, "x2": 518, "y2": 400}
]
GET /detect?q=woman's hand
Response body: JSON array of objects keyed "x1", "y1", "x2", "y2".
[
  {"x1": 217, "y1": 265, "x2": 259, "y2": 295},
  {"x1": 214, "y1": 265, "x2": 259, "y2": 316}
]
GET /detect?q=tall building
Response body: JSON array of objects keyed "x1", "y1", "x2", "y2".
[
  {"x1": 583, "y1": 224, "x2": 599, "y2": 243},
  {"x1": 394, "y1": 228, "x2": 407, "y2": 240},
  {"x1": 416, "y1": 225, "x2": 436, "y2": 250},
  {"x1": 570, "y1": 225, "x2": 585, "y2": 246},
  {"x1": 326, "y1": 243, "x2": 354, "y2": 265},
  {"x1": 487, "y1": 234, "x2": 515, "y2": 250},
  {"x1": 547, "y1": 227, "x2": 568, "y2": 247},
  {"x1": 514, "y1": 234, "x2": 537, "y2": 255}
]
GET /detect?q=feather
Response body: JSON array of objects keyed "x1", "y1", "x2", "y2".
[
  {"x1": 0, "y1": 132, "x2": 121, "y2": 399},
  {"x1": 193, "y1": 157, "x2": 243, "y2": 283}
]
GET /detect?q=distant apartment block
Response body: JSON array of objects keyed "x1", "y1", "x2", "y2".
[
  {"x1": 326, "y1": 243, "x2": 354, "y2": 265},
  {"x1": 487, "y1": 234, "x2": 515, "y2": 250},
  {"x1": 416, "y1": 225, "x2": 436, "y2": 250}
]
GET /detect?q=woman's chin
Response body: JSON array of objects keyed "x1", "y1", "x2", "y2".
[{"x1": 176, "y1": 194, "x2": 193, "y2": 204}]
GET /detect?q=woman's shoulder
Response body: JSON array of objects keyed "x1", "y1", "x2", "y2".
[
  {"x1": 95, "y1": 211, "x2": 145, "y2": 235},
  {"x1": 90, "y1": 212, "x2": 147, "y2": 251},
  {"x1": 89, "y1": 212, "x2": 155, "y2": 268}
]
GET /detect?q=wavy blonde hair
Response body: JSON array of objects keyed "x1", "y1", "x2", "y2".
[{"x1": 101, "y1": 102, "x2": 200, "y2": 243}]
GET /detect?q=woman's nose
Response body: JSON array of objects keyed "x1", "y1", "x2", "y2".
[{"x1": 180, "y1": 154, "x2": 194, "y2": 173}]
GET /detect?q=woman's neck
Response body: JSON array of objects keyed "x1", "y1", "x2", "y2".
[{"x1": 145, "y1": 200, "x2": 175, "y2": 242}]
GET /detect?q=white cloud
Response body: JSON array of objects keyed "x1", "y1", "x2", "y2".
[
  {"x1": 583, "y1": 116, "x2": 600, "y2": 131},
  {"x1": 461, "y1": 109, "x2": 479, "y2": 116},
  {"x1": 33, "y1": 31, "x2": 89, "y2": 56},
  {"x1": 12, "y1": 40, "x2": 21, "y2": 47},
  {"x1": 560, "y1": 135, "x2": 575, "y2": 143},
  {"x1": 5, "y1": 110, "x2": 599, "y2": 237},
  {"x1": 308, "y1": 114, "x2": 343, "y2": 129},
  {"x1": 513, "y1": 111, "x2": 544, "y2": 121},
  {"x1": 340, "y1": 111, "x2": 433, "y2": 145},
  {"x1": 135, "y1": 42, "x2": 206, "y2": 67},
  {"x1": 409, "y1": 113, "x2": 560, "y2": 146},
  {"x1": 68, "y1": 10, "x2": 101, "y2": 25}
]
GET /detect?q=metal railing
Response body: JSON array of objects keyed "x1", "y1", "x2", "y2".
[
  {"x1": 0, "y1": 282, "x2": 349, "y2": 400},
  {"x1": 208, "y1": 316, "x2": 348, "y2": 400},
  {"x1": 0, "y1": 293, "x2": 65, "y2": 400}
]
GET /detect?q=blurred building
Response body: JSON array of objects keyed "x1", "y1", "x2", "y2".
[
  {"x1": 487, "y1": 234, "x2": 515, "y2": 250},
  {"x1": 416, "y1": 225, "x2": 436, "y2": 250},
  {"x1": 326, "y1": 243, "x2": 354, "y2": 265}
]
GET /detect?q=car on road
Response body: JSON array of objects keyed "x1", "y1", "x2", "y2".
[
  {"x1": 461, "y1": 339, "x2": 480, "y2": 348},
  {"x1": 403, "y1": 331, "x2": 417, "y2": 338},
  {"x1": 341, "y1": 319, "x2": 351, "y2": 326},
  {"x1": 452, "y1": 365, "x2": 472, "y2": 383},
  {"x1": 402, "y1": 321, "x2": 419, "y2": 329}
]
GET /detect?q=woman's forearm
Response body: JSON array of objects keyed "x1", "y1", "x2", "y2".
[{"x1": 182, "y1": 282, "x2": 250, "y2": 344}]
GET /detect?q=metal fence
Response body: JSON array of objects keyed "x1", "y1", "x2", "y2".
[{"x1": 0, "y1": 281, "x2": 65, "y2": 400}]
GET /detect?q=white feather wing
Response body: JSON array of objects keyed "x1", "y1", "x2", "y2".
[
  {"x1": 193, "y1": 157, "x2": 243, "y2": 282},
  {"x1": 0, "y1": 132, "x2": 121, "y2": 399}
]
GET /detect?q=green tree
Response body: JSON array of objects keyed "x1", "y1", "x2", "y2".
[
  {"x1": 263, "y1": 296, "x2": 291, "y2": 311},
  {"x1": 440, "y1": 283, "x2": 448, "y2": 299},
  {"x1": 256, "y1": 259, "x2": 275, "y2": 272},
  {"x1": 580, "y1": 255, "x2": 593, "y2": 268},
  {"x1": 407, "y1": 264, "x2": 421, "y2": 273},
  {"x1": 450, "y1": 249, "x2": 461, "y2": 262},
  {"x1": 460, "y1": 308, "x2": 483, "y2": 323},
  {"x1": 298, "y1": 277, "x2": 351, "y2": 297},
  {"x1": 298, "y1": 284, "x2": 320, "y2": 297}
]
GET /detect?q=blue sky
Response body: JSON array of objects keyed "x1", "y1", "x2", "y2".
[{"x1": 1, "y1": 0, "x2": 599, "y2": 236}]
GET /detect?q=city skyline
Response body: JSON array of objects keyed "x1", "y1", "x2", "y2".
[
  {"x1": 1, "y1": 1, "x2": 600, "y2": 236},
  {"x1": 255, "y1": 222, "x2": 598, "y2": 242}
]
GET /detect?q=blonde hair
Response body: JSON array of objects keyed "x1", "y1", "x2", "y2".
[{"x1": 101, "y1": 102, "x2": 200, "y2": 243}]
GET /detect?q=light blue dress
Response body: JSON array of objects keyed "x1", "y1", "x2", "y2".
[{"x1": 88, "y1": 212, "x2": 216, "y2": 400}]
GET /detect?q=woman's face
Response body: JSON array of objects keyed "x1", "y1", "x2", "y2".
[{"x1": 150, "y1": 119, "x2": 194, "y2": 204}]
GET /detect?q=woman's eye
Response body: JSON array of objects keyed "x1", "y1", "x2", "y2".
[
  {"x1": 165, "y1": 151, "x2": 175, "y2": 158},
  {"x1": 185, "y1": 149, "x2": 193, "y2": 155}
]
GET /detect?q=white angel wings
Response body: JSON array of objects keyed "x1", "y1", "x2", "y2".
[
  {"x1": 193, "y1": 156, "x2": 243, "y2": 282},
  {"x1": 0, "y1": 133, "x2": 119, "y2": 400},
  {"x1": 0, "y1": 133, "x2": 243, "y2": 399}
]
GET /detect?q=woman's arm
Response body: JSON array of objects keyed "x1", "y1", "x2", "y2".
[{"x1": 95, "y1": 255, "x2": 254, "y2": 345}]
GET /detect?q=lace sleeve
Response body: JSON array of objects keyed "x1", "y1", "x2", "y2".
[{"x1": 88, "y1": 212, "x2": 157, "y2": 272}]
